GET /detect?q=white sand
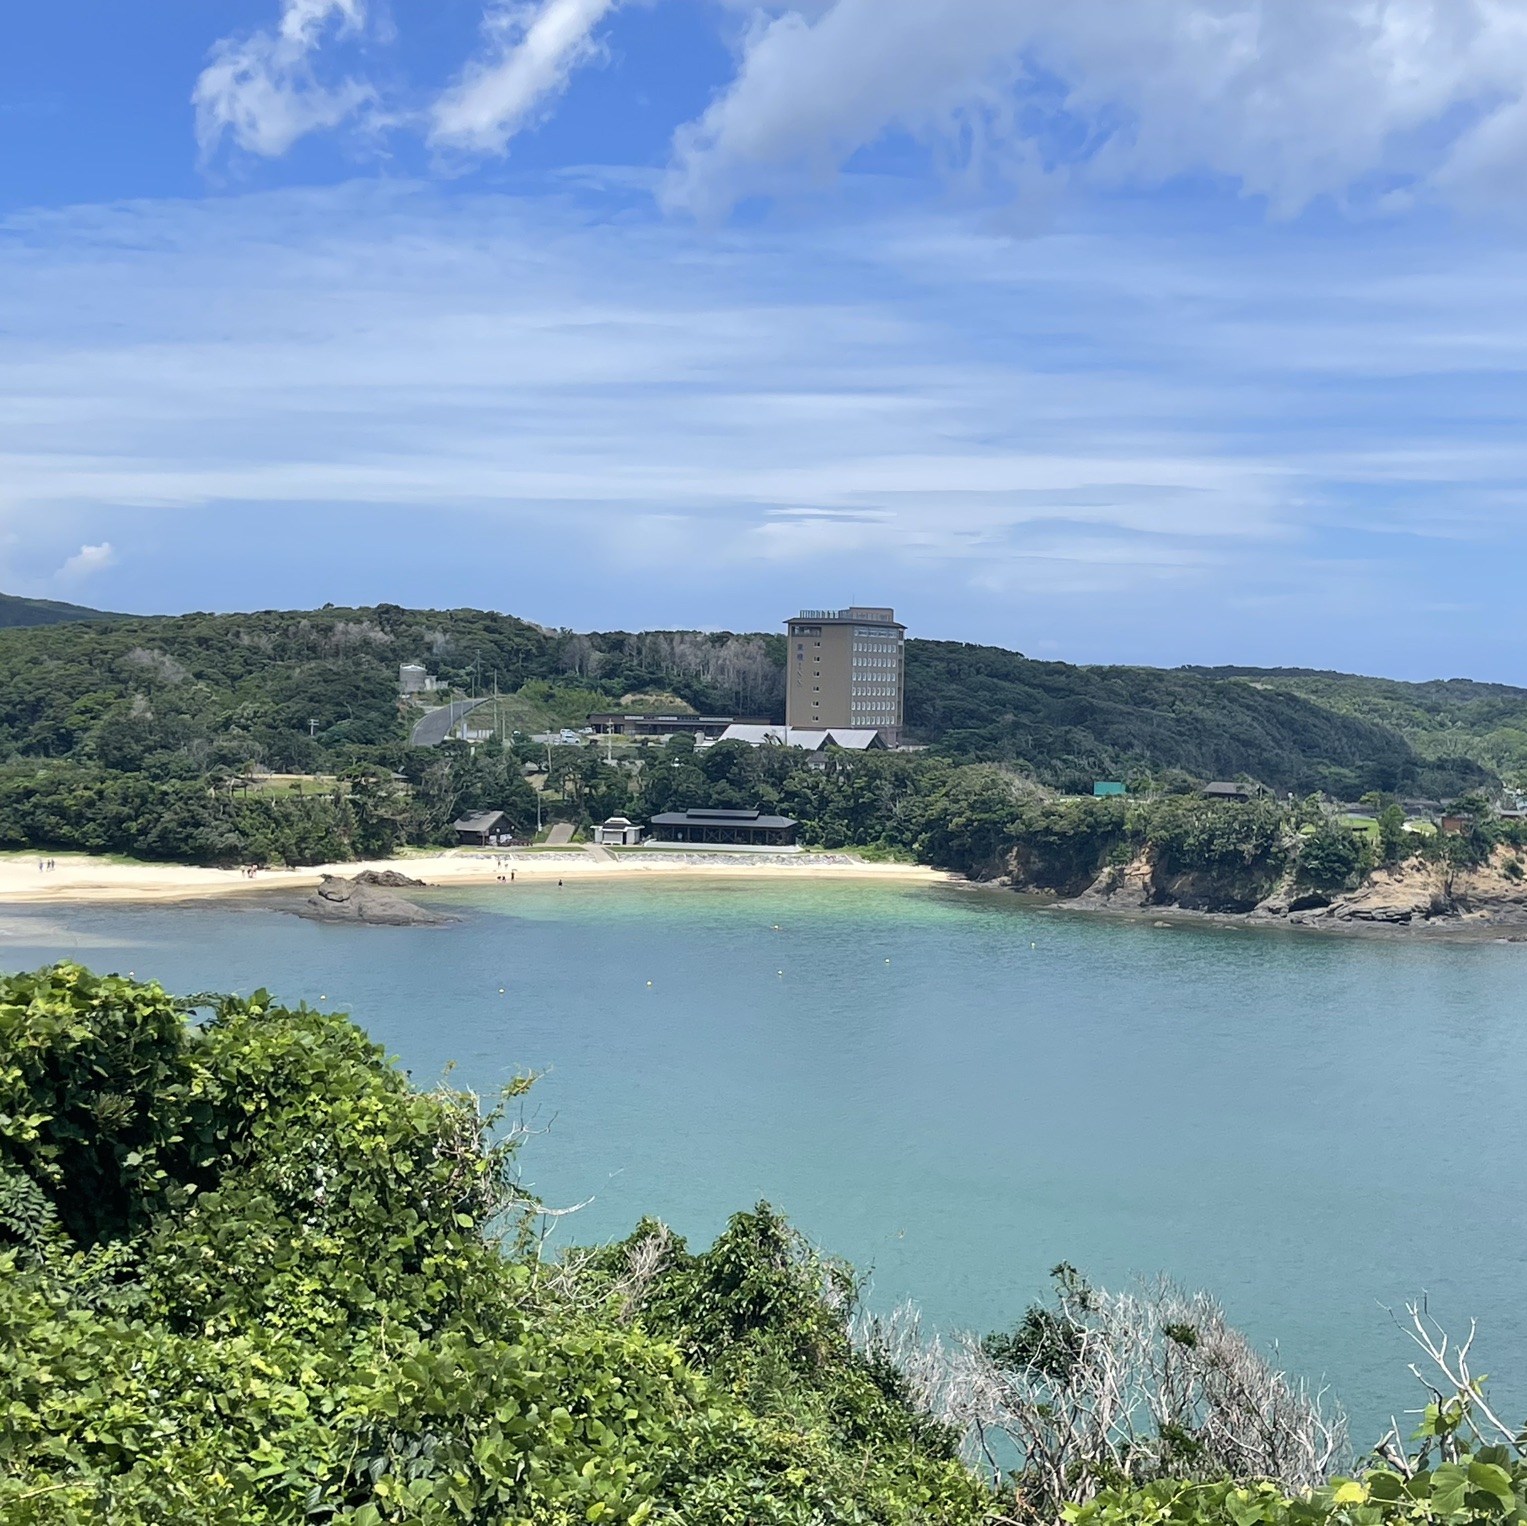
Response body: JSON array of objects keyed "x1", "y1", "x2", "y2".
[{"x1": 0, "y1": 848, "x2": 949, "y2": 905}]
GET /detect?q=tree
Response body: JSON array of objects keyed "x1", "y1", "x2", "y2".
[{"x1": 1297, "y1": 821, "x2": 1362, "y2": 890}]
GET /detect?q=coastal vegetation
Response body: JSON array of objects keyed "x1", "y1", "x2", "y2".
[
  {"x1": 0, "y1": 601, "x2": 1517, "y2": 889},
  {"x1": 4, "y1": 961, "x2": 1526, "y2": 1523}
]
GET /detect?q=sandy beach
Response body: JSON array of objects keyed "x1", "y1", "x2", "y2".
[{"x1": 0, "y1": 849, "x2": 950, "y2": 905}]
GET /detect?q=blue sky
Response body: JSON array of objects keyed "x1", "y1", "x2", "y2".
[{"x1": 5, "y1": 1, "x2": 1527, "y2": 678}]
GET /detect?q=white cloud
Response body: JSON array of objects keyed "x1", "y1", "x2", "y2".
[
  {"x1": 667, "y1": 0, "x2": 1527, "y2": 216},
  {"x1": 430, "y1": 0, "x2": 622, "y2": 156},
  {"x1": 194, "y1": 0, "x2": 373, "y2": 160},
  {"x1": 57, "y1": 542, "x2": 116, "y2": 581},
  {"x1": 4, "y1": 183, "x2": 1527, "y2": 665}
]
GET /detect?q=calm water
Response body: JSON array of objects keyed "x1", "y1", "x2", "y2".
[{"x1": 4, "y1": 877, "x2": 1524, "y2": 1445}]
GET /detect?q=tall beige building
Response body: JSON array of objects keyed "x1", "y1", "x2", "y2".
[{"x1": 785, "y1": 607, "x2": 906, "y2": 742}]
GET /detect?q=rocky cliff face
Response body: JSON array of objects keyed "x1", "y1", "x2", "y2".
[
  {"x1": 1255, "y1": 852, "x2": 1527, "y2": 930},
  {"x1": 1060, "y1": 851, "x2": 1278, "y2": 915},
  {"x1": 1049, "y1": 846, "x2": 1527, "y2": 934}
]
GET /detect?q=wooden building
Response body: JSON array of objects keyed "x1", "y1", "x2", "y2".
[
  {"x1": 454, "y1": 810, "x2": 510, "y2": 846},
  {"x1": 647, "y1": 807, "x2": 799, "y2": 847}
]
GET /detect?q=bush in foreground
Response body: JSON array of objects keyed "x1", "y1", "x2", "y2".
[
  {"x1": 3, "y1": 963, "x2": 1526, "y2": 1525},
  {"x1": 0, "y1": 963, "x2": 983, "y2": 1524}
]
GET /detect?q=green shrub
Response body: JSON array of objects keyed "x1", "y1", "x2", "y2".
[{"x1": 0, "y1": 964, "x2": 987, "y2": 1525}]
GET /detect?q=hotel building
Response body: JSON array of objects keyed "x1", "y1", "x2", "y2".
[{"x1": 784, "y1": 606, "x2": 906, "y2": 743}]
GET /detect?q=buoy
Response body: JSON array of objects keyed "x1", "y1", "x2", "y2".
[
  {"x1": 499, "y1": 988, "x2": 505, "y2": 994},
  {"x1": 647, "y1": 980, "x2": 653, "y2": 986}
]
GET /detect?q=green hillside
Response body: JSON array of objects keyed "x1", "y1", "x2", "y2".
[
  {"x1": 0, "y1": 590, "x2": 121, "y2": 628},
  {"x1": 906, "y1": 642, "x2": 1493, "y2": 799},
  {"x1": 1186, "y1": 666, "x2": 1527, "y2": 793},
  {"x1": 0, "y1": 605, "x2": 1499, "y2": 805}
]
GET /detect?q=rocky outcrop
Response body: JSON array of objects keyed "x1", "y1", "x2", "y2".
[
  {"x1": 1070, "y1": 853, "x2": 1155, "y2": 910},
  {"x1": 1069, "y1": 851, "x2": 1278, "y2": 915},
  {"x1": 296, "y1": 872, "x2": 453, "y2": 926},
  {"x1": 1262, "y1": 854, "x2": 1527, "y2": 931},
  {"x1": 1058, "y1": 847, "x2": 1527, "y2": 937}
]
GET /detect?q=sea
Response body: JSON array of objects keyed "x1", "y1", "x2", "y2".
[{"x1": 4, "y1": 875, "x2": 1524, "y2": 1448}]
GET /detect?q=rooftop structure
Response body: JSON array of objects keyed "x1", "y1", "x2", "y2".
[
  {"x1": 785, "y1": 606, "x2": 905, "y2": 744},
  {"x1": 1203, "y1": 781, "x2": 1262, "y2": 801},
  {"x1": 648, "y1": 807, "x2": 799, "y2": 847},
  {"x1": 588, "y1": 712, "x2": 767, "y2": 738},
  {"x1": 453, "y1": 809, "x2": 511, "y2": 845},
  {"x1": 593, "y1": 816, "x2": 644, "y2": 846},
  {"x1": 717, "y1": 724, "x2": 885, "y2": 751}
]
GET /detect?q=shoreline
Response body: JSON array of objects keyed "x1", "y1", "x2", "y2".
[
  {"x1": 1030, "y1": 891, "x2": 1527, "y2": 944},
  {"x1": 0, "y1": 849, "x2": 951, "y2": 906}
]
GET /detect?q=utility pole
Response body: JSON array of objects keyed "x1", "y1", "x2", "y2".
[{"x1": 308, "y1": 718, "x2": 318, "y2": 738}]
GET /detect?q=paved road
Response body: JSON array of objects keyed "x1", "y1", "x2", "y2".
[
  {"x1": 544, "y1": 823, "x2": 576, "y2": 846},
  {"x1": 409, "y1": 699, "x2": 490, "y2": 747}
]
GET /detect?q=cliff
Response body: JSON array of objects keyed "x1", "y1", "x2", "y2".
[{"x1": 1045, "y1": 845, "x2": 1527, "y2": 935}]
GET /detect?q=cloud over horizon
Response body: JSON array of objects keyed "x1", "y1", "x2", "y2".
[
  {"x1": 57, "y1": 542, "x2": 117, "y2": 583},
  {"x1": 3, "y1": 181, "x2": 1527, "y2": 674}
]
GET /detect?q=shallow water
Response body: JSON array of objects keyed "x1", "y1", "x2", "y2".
[{"x1": 4, "y1": 876, "x2": 1524, "y2": 1446}]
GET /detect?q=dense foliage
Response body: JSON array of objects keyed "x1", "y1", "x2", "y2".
[
  {"x1": 1189, "y1": 668, "x2": 1527, "y2": 795},
  {"x1": 0, "y1": 598, "x2": 1517, "y2": 872},
  {"x1": 0, "y1": 963, "x2": 986, "y2": 1525},
  {"x1": 906, "y1": 644, "x2": 1493, "y2": 800},
  {"x1": 6, "y1": 963, "x2": 1527, "y2": 1525}
]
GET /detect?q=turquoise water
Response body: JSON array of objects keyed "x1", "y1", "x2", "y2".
[{"x1": 4, "y1": 877, "x2": 1525, "y2": 1446}]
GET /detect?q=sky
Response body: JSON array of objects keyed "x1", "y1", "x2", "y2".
[{"x1": 4, "y1": 2, "x2": 1527, "y2": 678}]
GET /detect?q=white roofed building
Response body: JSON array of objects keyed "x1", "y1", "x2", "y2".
[{"x1": 716, "y1": 724, "x2": 885, "y2": 751}]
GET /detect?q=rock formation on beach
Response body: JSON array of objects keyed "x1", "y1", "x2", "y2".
[{"x1": 296, "y1": 871, "x2": 453, "y2": 926}]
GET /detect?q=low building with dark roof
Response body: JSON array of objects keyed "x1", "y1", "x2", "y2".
[
  {"x1": 1203, "y1": 781, "x2": 1262, "y2": 801},
  {"x1": 647, "y1": 807, "x2": 798, "y2": 847},
  {"x1": 454, "y1": 809, "x2": 510, "y2": 845}
]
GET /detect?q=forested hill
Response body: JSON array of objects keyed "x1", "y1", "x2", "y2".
[
  {"x1": 0, "y1": 591, "x2": 120, "y2": 628},
  {"x1": 1183, "y1": 665, "x2": 1527, "y2": 793},
  {"x1": 0, "y1": 600, "x2": 1498, "y2": 799},
  {"x1": 905, "y1": 643, "x2": 1495, "y2": 799},
  {"x1": 0, "y1": 604, "x2": 782, "y2": 775}
]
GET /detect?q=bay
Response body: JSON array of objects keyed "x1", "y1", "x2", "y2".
[{"x1": 3, "y1": 875, "x2": 1524, "y2": 1447}]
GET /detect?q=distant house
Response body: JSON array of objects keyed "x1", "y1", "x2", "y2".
[
  {"x1": 454, "y1": 810, "x2": 510, "y2": 846},
  {"x1": 1203, "y1": 781, "x2": 1259, "y2": 802},
  {"x1": 1093, "y1": 781, "x2": 1126, "y2": 798},
  {"x1": 593, "y1": 816, "x2": 643, "y2": 846},
  {"x1": 1439, "y1": 814, "x2": 1470, "y2": 835},
  {"x1": 648, "y1": 807, "x2": 799, "y2": 847}
]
